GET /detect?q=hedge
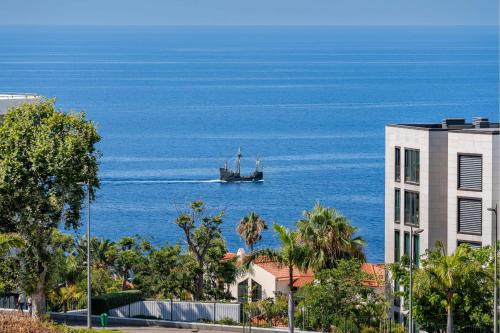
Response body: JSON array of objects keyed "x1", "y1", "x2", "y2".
[{"x1": 91, "y1": 290, "x2": 143, "y2": 315}]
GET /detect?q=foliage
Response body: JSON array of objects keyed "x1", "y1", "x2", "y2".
[
  {"x1": 0, "y1": 233, "x2": 23, "y2": 256},
  {"x1": 0, "y1": 99, "x2": 100, "y2": 317},
  {"x1": 174, "y1": 200, "x2": 225, "y2": 300},
  {"x1": 106, "y1": 236, "x2": 144, "y2": 290},
  {"x1": 237, "y1": 212, "x2": 267, "y2": 251},
  {"x1": 245, "y1": 295, "x2": 288, "y2": 327},
  {"x1": 297, "y1": 259, "x2": 386, "y2": 332},
  {"x1": 91, "y1": 290, "x2": 143, "y2": 315},
  {"x1": 390, "y1": 243, "x2": 493, "y2": 332},
  {"x1": 297, "y1": 202, "x2": 365, "y2": 271},
  {"x1": 244, "y1": 223, "x2": 310, "y2": 333},
  {"x1": 132, "y1": 243, "x2": 197, "y2": 299}
]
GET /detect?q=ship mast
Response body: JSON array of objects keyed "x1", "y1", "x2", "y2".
[{"x1": 236, "y1": 147, "x2": 242, "y2": 175}]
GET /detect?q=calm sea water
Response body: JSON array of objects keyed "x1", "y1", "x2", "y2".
[{"x1": 0, "y1": 26, "x2": 497, "y2": 262}]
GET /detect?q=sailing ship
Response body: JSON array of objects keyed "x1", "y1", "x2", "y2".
[{"x1": 220, "y1": 148, "x2": 263, "y2": 182}]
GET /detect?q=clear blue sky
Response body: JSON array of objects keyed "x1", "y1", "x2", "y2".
[{"x1": 1, "y1": 0, "x2": 497, "y2": 26}]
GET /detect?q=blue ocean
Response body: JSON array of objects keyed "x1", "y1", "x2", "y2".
[{"x1": 0, "y1": 26, "x2": 497, "y2": 262}]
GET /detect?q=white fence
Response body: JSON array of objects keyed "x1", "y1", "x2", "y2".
[{"x1": 109, "y1": 300, "x2": 241, "y2": 322}]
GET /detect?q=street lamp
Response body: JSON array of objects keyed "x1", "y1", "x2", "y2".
[
  {"x1": 488, "y1": 205, "x2": 498, "y2": 333},
  {"x1": 408, "y1": 224, "x2": 423, "y2": 333},
  {"x1": 79, "y1": 181, "x2": 92, "y2": 329}
]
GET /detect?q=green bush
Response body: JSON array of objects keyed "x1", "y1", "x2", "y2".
[{"x1": 91, "y1": 290, "x2": 143, "y2": 315}]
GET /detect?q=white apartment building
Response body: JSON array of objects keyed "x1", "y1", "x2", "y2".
[
  {"x1": 0, "y1": 93, "x2": 41, "y2": 115},
  {"x1": 385, "y1": 117, "x2": 499, "y2": 320}
]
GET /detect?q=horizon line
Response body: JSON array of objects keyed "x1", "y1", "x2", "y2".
[{"x1": 0, "y1": 24, "x2": 497, "y2": 28}]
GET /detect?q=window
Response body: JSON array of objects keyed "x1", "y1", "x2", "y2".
[
  {"x1": 404, "y1": 232, "x2": 410, "y2": 257},
  {"x1": 395, "y1": 147, "x2": 401, "y2": 182},
  {"x1": 413, "y1": 234, "x2": 420, "y2": 267},
  {"x1": 394, "y1": 230, "x2": 400, "y2": 262},
  {"x1": 458, "y1": 154, "x2": 482, "y2": 191},
  {"x1": 404, "y1": 191, "x2": 419, "y2": 225},
  {"x1": 237, "y1": 280, "x2": 248, "y2": 302},
  {"x1": 251, "y1": 280, "x2": 262, "y2": 302},
  {"x1": 457, "y1": 240, "x2": 482, "y2": 249},
  {"x1": 458, "y1": 198, "x2": 482, "y2": 235},
  {"x1": 395, "y1": 189, "x2": 401, "y2": 223},
  {"x1": 404, "y1": 149, "x2": 420, "y2": 183},
  {"x1": 393, "y1": 279, "x2": 400, "y2": 307}
]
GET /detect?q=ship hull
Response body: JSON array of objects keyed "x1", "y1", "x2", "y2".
[{"x1": 219, "y1": 168, "x2": 263, "y2": 182}]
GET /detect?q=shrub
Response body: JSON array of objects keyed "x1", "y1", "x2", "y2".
[
  {"x1": 91, "y1": 290, "x2": 143, "y2": 315},
  {"x1": 360, "y1": 326, "x2": 378, "y2": 333},
  {"x1": 218, "y1": 317, "x2": 240, "y2": 325},
  {"x1": 0, "y1": 311, "x2": 53, "y2": 333},
  {"x1": 0, "y1": 311, "x2": 121, "y2": 333}
]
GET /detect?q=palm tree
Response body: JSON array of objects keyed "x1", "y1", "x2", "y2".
[
  {"x1": 0, "y1": 233, "x2": 23, "y2": 256},
  {"x1": 415, "y1": 244, "x2": 486, "y2": 333},
  {"x1": 297, "y1": 202, "x2": 365, "y2": 271},
  {"x1": 243, "y1": 223, "x2": 310, "y2": 333},
  {"x1": 76, "y1": 236, "x2": 114, "y2": 269},
  {"x1": 237, "y1": 212, "x2": 268, "y2": 251}
]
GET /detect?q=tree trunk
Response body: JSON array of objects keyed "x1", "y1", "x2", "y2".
[
  {"x1": 446, "y1": 304, "x2": 453, "y2": 333},
  {"x1": 193, "y1": 272, "x2": 204, "y2": 300},
  {"x1": 122, "y1": 268, "x2": 128, "y2": 290},
  {"x1": 288, "y1": 265, "x2": 294, "y2": 333},
  {"x1": 31, "y1": 282, "x2": 46, "y2": 318}
]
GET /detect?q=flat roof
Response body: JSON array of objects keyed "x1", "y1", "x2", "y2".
[
  {"x1": 387, "y1": 118, "x2": 499, "y2": 135},
  {"x1": 0, "y1": 93, "x2": 42, "y2": 115}
]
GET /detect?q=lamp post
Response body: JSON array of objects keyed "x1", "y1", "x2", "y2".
[
  {"x1": 488, "y1": 205, "x2": 498, "y2": 333},
  {"x1": 79, "y1": 181, "x2": 92, "y2": 329},
  {"x1": 409, "y1": 224, "x2": 423, "y2": 333}
]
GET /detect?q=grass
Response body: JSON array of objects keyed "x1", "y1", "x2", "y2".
[{"x1": 0, "y1": 311, "x2": 122, "y2": 333}]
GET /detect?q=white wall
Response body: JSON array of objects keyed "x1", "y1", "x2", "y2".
[
  {"x1": 229, "y1": 263, "x2": 277, "y2": 301},
  {"x1": 447, "y1": 131, "x2": 496, "y2": 253}
]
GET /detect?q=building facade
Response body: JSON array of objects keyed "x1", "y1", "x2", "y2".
[
  {"x1": 0, "y1": 93, "x2": 41, "y2": 115},
  {"x1": 385, "y1": 117, "x2": 499, "y2": 319}
]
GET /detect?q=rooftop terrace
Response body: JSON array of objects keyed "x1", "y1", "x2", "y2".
[{"x1": 388, "y1": 117, "x2": 499, "y2": 134}]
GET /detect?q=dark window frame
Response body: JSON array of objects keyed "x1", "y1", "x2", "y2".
[
  {"x1": 394, "y1": 229, "x2": 400, "y2": 262},
  {"x1": 404, "y1": 190, "x2": 420, "y2": 226},
  {"x1": 413, "y1": 234, "x2": 420, "y2": 267},
  {"x1": 457, "y1": 196, "x2": 482, "y2": 236},
  {"x1": 395, "y1": 188, "x2": 401, "y2": 223},
  {"x1": 457, "y1": 153, "x2": 482, "y2": 192},
  {"x1": 404, "y1": 232, "x2": 410, "y2": 257},
  {"x1": 404, "y1": 148, "x2": 420, "y2": 185},
  {"x1": 395, "y1": 147, "x2": 401, "y2": 182}
]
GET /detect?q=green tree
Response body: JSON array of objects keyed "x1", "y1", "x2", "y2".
[
  {"x1": 107, "y1": 237, "x2": 144, "y2": 290},
  {"x1": 174, "y1": 200, "x2": 224, "y2": 300},
  {"x1": 237, "y1": 212, "x2": 268, "y2": 251},
  {"x1": 0, "y1": 233, "x2": 23, "y2": 256},
  {"x1": 132, "y1": 243, "x2": 192, "y2": 299},
  {"x1": 391, "y1": 243, "x2": 493, "y2": 332},
  {"x1": 76, "y1": 236, "x2": 114, "y2": 270},
  {"x1": 0, "y1": 99, "x2": 100, "y2": 317},
  {"x1": 244, "y1": 223, "x2": 310, "y2": 333},
  {"x1": 203, "y1": 236, "x2": 237, "y2": 300},
  {"x1": 297, "y1": 202, "x2": 365, "y2": 271},
  {"x1": 297, "y1": 260, "x2": 385, "y2": 331}
]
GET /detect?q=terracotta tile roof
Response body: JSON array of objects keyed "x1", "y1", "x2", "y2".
[
  {"x1": 223, "y1": 252, "x2": 237, "y2": 261},
  {"x1": 361, "y1": 263, "x2": 385, "y2": 288},
  {"x1": 254, "y1": 259, "x2": 314, "y2": 285}
]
